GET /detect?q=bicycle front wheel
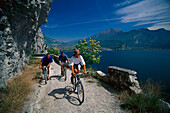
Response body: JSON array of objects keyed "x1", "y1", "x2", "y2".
[
  {"x1": 77, "y1": 81, "x2": 84, "y2": 104},
  {"x1": 73, "y1": 76, "x2": 76, "y2": 91}
]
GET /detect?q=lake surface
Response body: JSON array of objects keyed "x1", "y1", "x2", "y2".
[{"x1": 65, "y1": 50, "x2": 170, "y2": 92}]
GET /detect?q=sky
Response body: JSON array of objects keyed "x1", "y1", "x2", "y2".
[{"x1": 41, "y1": 0, "x2": 170, "y2": 41}]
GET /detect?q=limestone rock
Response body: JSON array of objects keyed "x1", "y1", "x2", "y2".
[
  {"x1": 96, "y1": 70, "x2": 109, "y2": 82},
  {"x1": 107, "y1": 66, "x2": 142, "y2": 94},
  {"x1": 0, "y1": 0, "x2": 53, "y2": 88}
]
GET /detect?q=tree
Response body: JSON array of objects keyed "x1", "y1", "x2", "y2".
[
  {"x1": 47, "y1": 46, "x2": 59, "y2": 55},
  {"x1": 75, "y1": 38, "x2": 102, "y2": 65}
]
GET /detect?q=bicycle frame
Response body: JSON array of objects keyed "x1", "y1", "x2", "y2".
[
  {"x1": 60, "y1": 62, "x2": 68, "y2": 81},
  {"x1": 72, "y1": 73, "x2": 85, "y2": 104}
]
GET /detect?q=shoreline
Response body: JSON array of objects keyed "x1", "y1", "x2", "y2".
[{"x1": 63, "y1": 48, "x2": 170, "y2": 52}]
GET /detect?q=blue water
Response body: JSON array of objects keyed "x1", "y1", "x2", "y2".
[{"x1": 65, "y1": 50, "x2": 170, "y2": 92}]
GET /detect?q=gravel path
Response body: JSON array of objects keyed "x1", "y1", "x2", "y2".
[{"x1": 23, "y1": 62, "x2": 125, "y2": 113}]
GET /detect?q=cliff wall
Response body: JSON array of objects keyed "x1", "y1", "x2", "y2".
[{"x1": 0, "y1": 0, "x2": 53, "y2": 87}]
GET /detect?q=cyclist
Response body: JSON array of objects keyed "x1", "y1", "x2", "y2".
[
  {"x1": 39, "y1": 53, "x2": 53, "y2": 80},
  {"x1": 59, "y1": 51, "x2": 69, "y2": 75},
  {"x1": 69, "y1": 49, "x2": 87, "y2": 83}
]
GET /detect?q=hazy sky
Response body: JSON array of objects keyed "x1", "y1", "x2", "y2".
[{"x1": 41, "y1": 0, "x2": 170, "y2": 41}]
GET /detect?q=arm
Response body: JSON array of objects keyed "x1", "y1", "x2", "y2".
[
  {"x1": 47, "y1": 63, "x2": 51, "y2": 68},
  {"x1": 79, "y1": 55, "x2": 86, "y2": 74},
  {"x1": 66, "y1": 55, "x2": 70, "y2": 63},
  {"x1": 59, "y1": 61, "x2": 61, "y2": 65},
  {"x1": 69, "y1": 56, "x2": 75, "y2": 75},
  {"x1": 39, "y1": 56, "x2": 46, "y2": 68},
  {"x1": 83, "y1": 65, "x2": 87, "y2": 74},
  {"x1": 47, "y1": 56, "x2": 53, "y2": 67},
  {"x1": 59, "y1": 55, "x2": 62, "y2": 65},
  {"x1": 39, "y1": 62, "x2": 42, "y2": 69}
]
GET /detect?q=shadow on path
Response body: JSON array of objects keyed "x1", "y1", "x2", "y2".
[
  {"x1": 100, "y1": 81, "x2": 120, "y2": 94},
  {"x1": 48, "y1": 85, "x2": 81, "y2": 106}
]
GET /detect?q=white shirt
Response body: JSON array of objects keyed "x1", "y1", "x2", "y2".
[{"x1": 69, "y1": 55, "x2": 86, "y2": 66}]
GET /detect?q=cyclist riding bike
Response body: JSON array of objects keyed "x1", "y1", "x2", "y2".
[
  {"x1": 69, "y1": 49, "x2": 87, "y2": 84},
  {"x1": 59, "y1": 52, "x2": 69, "y2": 75},
  {"x1": 39, "y1": 53, "x2": 53, "y2": 80}
]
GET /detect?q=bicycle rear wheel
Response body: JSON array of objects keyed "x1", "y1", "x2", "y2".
[
  {"x1": 44, "y1": 72, "x2": 47, "y2": 84},
  {"x1": 64, "y1": 68, "x2": 67, "y2": 81},
  {"x1": 77, "y1": 81, "x2": 84, "y2": 104}
]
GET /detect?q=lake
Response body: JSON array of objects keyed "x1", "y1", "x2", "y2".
[{"x1": 65, "y1": 50, "x2": 170, "y2": 93}]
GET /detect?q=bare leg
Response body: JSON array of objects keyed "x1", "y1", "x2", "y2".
[
  {"x1": 47, "y1": 67, "x2": 50, "y2": 75},
  {"x1": 77, "y1": 70, "x2": 80, "y2": 80}
]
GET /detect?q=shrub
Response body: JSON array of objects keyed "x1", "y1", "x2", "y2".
[
  {"x1": 47, "y1": 46, "x2": 59, "y2": 55},
  {"x1": 121, "y1": 79, "x2": 169, "y2": 113},
  {"x1": 75, "y1": 38, "x2": 102, "y2": 65}
]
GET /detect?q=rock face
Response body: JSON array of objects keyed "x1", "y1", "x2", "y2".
[
  {"x1": 32, "y1": 28, "x2": 48, "y2": 54},
  {"x1": 0, "y1": 0, "x2": 53, "y2": 88}
]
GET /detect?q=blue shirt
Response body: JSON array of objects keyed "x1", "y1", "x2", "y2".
[
  {"x1": 59, "y1": 54, "x2": 69, "y2": 62},
  {"x1": 41, "y1": 55, "x2": 53, "y2": 65}
]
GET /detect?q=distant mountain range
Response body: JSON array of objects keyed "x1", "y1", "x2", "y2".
[
  {"x1": 43, "y1": 28, "x2": 170, "y2": 50},
  {"x1": 43, "y1": 34, "x2": 61, "y2": 46},
  {"x1": 43, "y1": 34, "x2": 74, "y2": 50}
]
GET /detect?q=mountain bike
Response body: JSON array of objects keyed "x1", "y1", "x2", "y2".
[
  {"x1": 72, "y1": 73, "x2": 86, "y2": 104},
  {"x1": 60, "y1": 62, "x2": 67, "y2": 81},
  {"x1": 42, "y1": 66, "x2": 48, "y2": 84}
]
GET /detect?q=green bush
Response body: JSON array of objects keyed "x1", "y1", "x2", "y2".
[
  {"x1": 29, "y1": 50, "x2": 35, "y2": 56},
  {"x1": 121, "y1": 79, "x2": 169, "y2": 113},
  {"x1": 75, "y1": 38, "x2": 102, "y2": 65},
  {"x1": 47, "y1": 46, "x2": 59, "y2": 55}
]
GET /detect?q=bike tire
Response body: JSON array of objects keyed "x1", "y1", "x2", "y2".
[
  {"x1": 64, "y1": 69, "x2": 67, "y2": 81},
  {"x1": 77, "y1": 81, "x2": 84, "y2": 104},
  {"x1": 44, "y1": 72, "x2": 47, "y2": 84},
  {"x1": 73, "y1": 76, "x2": 76, "y2": 91}
]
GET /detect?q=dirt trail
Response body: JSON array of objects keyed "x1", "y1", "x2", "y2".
[{"x1": 23, "y1": 62, "x2": 125, "y2": 113}]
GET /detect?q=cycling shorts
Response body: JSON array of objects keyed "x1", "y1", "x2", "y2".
[{"x1": 74, "y1": 64, "x2": 81, "y2": 70}]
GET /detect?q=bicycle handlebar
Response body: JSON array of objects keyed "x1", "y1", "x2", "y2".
[{"x1": 59, "y1": 62, "x2": 68, "y2": 66}]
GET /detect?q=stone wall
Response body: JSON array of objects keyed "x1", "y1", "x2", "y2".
[
  {"x1": 97, "y1": 66, "x2": 141, "y2": 94},
  {"x1": 107, "y1": 66, "x2": 141, "y2": 94},
  {"x1": 0, "y1": 0, "x2": 53, "y2": 88}
]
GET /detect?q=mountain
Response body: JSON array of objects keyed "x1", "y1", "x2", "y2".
[
  {"x1": 43, "y1": 34, "x2": 62, "y2": 46},
  {"x1": 44, "y1": 28, "x2": 170, "y2": 51},
  {"x1": 84, "y1": 28, "x2": 170, "y2": 50},
  {"x1": 43, "y1": 34, "x2": 75, "y2": 51},
  {"x1": 91, "y1": 28, "x2": 124, "y2": 40}
]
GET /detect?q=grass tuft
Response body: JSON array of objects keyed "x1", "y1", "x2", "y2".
[
  {"x1": 0, "y1": 58, "x2": 41, "y2": 113},
  {"x1": 121, "y1": 79, "x2": 170, "y2": 113},
  {"x1": 80, "y1": 66, "x2": 97, "y2": 78},
  {"x1": 87, "y1": 80, "x2": 96, "y2": 83},
  {"x1": 29, "y1": 58, "x2": 41, "y2": 65},
  {"x1": 97, "y1": 81, "x2": 102, "y2": 87}
]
